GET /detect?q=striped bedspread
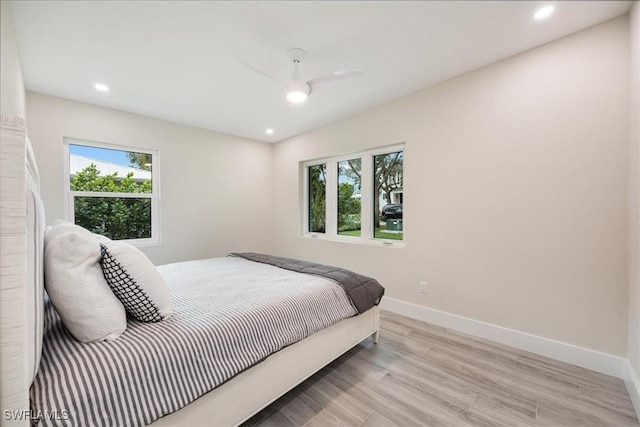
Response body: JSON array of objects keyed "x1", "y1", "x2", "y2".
[{"x1": 30, "y1": 256, "x2": 358, "y2": 426}]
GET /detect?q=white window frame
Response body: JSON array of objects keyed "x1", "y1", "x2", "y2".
[
  {"x1": 303, "y1": 160, "x2": 328, "y2": 236},
  {"x1": 63, "y1": 138, "x2": 161, "y2": 246},
  {"x1": 302, "y1": 143, "x2": 405, "y2": 247}
]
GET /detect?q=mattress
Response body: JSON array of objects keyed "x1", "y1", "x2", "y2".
[{"x1": 30, "y1": 256, "x2": 358, "y2": 426}]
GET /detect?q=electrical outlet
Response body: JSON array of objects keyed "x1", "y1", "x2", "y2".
[{"x1": 419, "y1": 281, "x2": 428, "y2": 294}]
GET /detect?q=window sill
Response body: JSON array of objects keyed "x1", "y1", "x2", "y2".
[
  {"x1": 301, "y1": 233, "x2": 405, "y2": 248},
  {"x1": 119, "y1": 237, "x2": 160, "y2": 247}
]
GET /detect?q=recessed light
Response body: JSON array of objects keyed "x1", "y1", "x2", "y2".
[
  {"x1": 94, "y1": 83, "x2": 109, "y2": 92},
  {"x1": 534, "y1": 5, "x2": 554, "y2": 20},
  {"x1": 266, "y1": 129, "x2": 274, "y2": 135}
]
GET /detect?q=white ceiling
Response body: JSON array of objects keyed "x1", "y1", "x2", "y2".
[{"x1": 11, "y1": 1, "x2": 632, "y2": 143}]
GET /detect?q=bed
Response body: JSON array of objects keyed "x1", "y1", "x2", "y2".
[{"x1": 0, "y1": 115, "x2": 382, "y2": 426}]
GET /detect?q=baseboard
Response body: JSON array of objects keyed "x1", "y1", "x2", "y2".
[
  {"x1": 379, "y1": 297, "x2": 626, "y2": 379},
  {"x1": 625, "y1": 360, "x2": 640, "y2": 421}
]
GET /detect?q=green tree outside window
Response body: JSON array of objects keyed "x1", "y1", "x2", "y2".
[{"x1": 71, "y1": 163, "x2": 152, "y2": 240}]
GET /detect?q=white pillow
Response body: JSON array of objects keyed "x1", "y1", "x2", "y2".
[
  {"x1": 44, "y1": 219, "x2": 93, "y2": 248},
  {"x1": 93, "y1": 233, "x2": 112, "y2": 243},
  {"x1": 44, "y1": 228, "x2": 127, "y2": 342},
  {"x1": 99, "y1": 241, "x2": 172, "y2": 322},
  {"x1": 45, "y1": 219, "x2": 112, "y2": 244}
]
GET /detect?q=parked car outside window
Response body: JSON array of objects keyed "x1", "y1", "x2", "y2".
[{"x1": 381, "y1": 204, "x2": 402, "y2": 221}]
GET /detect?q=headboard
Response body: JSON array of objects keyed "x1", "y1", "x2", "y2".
[
  {"x1": 25, "y1": 135, "x2": 45, "y2": 384},
  {"x1": 0, "y1": 115, "x2": 44, "y2": 422}
]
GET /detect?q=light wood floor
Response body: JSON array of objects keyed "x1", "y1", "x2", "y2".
[{"x1": 244, "y1": 310, "x2": 639, "y2": 427}]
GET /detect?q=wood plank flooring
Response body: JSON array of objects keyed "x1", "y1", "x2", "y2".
[{"x1": 243, "y1": 310, "x2": 639, "y2": 427}]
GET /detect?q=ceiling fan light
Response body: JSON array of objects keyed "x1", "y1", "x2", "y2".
[
  {"x1": 286, "y1": 91, "x2": 308, "y2": 103},
  {"x1": 286, "y1": 80, "x2": 310, "y2": 104}
]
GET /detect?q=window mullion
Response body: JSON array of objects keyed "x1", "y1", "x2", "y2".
[
  {"x1": 326, "y1": 161, "x2": 338, "y2": 237},
  {"x1": 70, "y1": 191, "x2": 153, "y2": 199},
  {"x1": 360, "y1": 155, "x2": 373, "y2": 241},
  {"x1": 302, "y1": 164, "x2": 310, "y2": 234}
]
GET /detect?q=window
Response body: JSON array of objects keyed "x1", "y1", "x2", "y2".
[
  {"x1": 337, "y1": 159, "x2": 361, "y2": 236},
  {"x1": 373, "y1": 151, "x2": 403, "y2": 240},
  {"x1": 64, "y1": 139, "x2": 159, "y2": 245},
  {"x1": 308, "y1": 163, "x2": 326, "y2": 233},
  {"x1": 303, "y1": 144, "x2": 404, "y2": 245}
]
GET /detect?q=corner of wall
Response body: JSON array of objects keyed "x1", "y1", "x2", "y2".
[
  {"x1": 627, "y1": 1, "x2": 640, "y2": 420},
  {"x1": 626, "y1": 358, "x2": 640, "y2": 422}
]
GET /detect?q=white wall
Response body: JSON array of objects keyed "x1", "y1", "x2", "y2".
[
  {"x1": 26, "y1": 92, "x2": 274, "y2": 265},
  {"x1": 1, "y1": 0, "x2": 26, "y2": 118},
  {"x1": 272, "y1": 17, "x2": 630, "y2": 357},
  {"x1": 627, "y1": 0, "x2": 640, "y2": 409}
]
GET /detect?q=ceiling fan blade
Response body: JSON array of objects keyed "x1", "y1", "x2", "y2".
[
  {"x1": 308, "y1": 70, "x2": 363, "y2": 92},
  {"x1": 237, "y1": 57, "x2": 277, "y2": 80}
]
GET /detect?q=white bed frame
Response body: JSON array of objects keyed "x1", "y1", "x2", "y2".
[
  {"x1": 154, "y1": 306, "x2": 379, "y2": 426},
  {"x1": 0, "y1": 115, "x2": 380, "y2": 427}
]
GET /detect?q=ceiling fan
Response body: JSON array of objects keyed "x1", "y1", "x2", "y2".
[{"x1": 241, "y1": 48, "x2": 363, "y2": 104}]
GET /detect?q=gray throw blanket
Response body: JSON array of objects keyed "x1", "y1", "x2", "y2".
[{"x1": 229, "y1": 252, "x2": 385, "y2": 313}]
